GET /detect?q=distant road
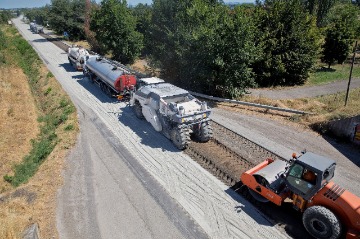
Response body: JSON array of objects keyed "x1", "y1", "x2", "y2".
[{"x1": 250, "y1": 78, "x2": 360, "y2": 100}]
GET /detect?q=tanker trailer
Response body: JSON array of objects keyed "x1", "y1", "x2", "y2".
[
  {"x1": 68, "y1": 46, "x2": 90, "y2": 71},
  {"x1": 83, "y1": 56, "x2": 137, "y2": 100}
]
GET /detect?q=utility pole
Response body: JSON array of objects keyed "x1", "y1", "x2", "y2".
[{"x1": 345, "y1": 40, "x2": 358, "y2": 107}]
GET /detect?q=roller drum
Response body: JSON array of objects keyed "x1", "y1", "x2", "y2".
[{"x1": 253, "y1": 160, "x2": 287, "y2": 191}]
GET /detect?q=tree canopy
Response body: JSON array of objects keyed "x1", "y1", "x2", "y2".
[
  {"x1": 90, "y1": 0, "x2": 143, "y2": 64},
  {"x1": 150, "y1": 0, "x2": 258, "y2": 98},
  {"x1": 17, "y1": 0, "x2": 360, "y2": 98},
  {"x1": 47, "y1": 0, "x2": 86, "y2": 40},
  {"x1": 252, "y1": 0, "x2": 321, "y2": 87},
  {"x1": 321, "y1": 3, "x2": 359, "y2": 67}
]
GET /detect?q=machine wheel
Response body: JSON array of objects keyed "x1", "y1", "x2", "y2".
[
  {"x1": 302, "y1": 206, "x2": 341, "y2": 239},
  {"x1": 193, "y1": 121, "x2": 213, "y2": 142},
  {"x1": 248, "y1": 187, "x2": 270, "y2": 203},
  {"x1": 100, "y1": 82, "x2": 105, "y2": 92},
  {"x1": 134, "y1": 101, "x2": 144, "y2": 119},
  {"x1": 88, "y1": 73, "x2": 95, "y2": 84},
  {"x1": 171, "y1": 127, "x2": 189, "y2": 150},
  {"x1": 104, "y1": 85, "x2": 113, "y2": 97}
]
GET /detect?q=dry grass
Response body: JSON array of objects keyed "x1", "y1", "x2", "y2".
[
  {"x1": 0, "y1": 25, "x2": 78, "y2": 239},
  {"x1": 0, "y1": 65, "x2": 78, "y2": 239},
  {"x1": 0, "y1": 67, "x2": 39, "y2": 193}
]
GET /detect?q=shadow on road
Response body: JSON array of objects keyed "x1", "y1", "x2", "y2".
[
  {"x1": 117, "y1": 105, "x2": 179, "y2": 152},
  {"x1": 315, "y1": 66, "x2": 336, "y2": 72},
  {"x1": 75, "y1": 76, "x2": 117, "y2": 104},
  {"x1": 59, "y1": 62, "x2": 77, "y2": 73},
  {"x1": 32, "y1": 38, "x2": 50, "y2": 43},
  {"x1": 225, "y1": 186, "x2": 313, "y2": 239},
  {"x1": 321, "y1": 135, "x2": 360, "y2": 167}
]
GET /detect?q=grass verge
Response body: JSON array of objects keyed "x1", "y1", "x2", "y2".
[
  {"x1": 0, "y1": 24, "x2": 78, "y2": 238},
  {"x1": 2, "y1": 27, "x2": 75, "y2": 187}
]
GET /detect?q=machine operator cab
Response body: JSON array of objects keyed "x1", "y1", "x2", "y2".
[{"x1": 285, "y1": 152, "x2": 336, "y2": 201}]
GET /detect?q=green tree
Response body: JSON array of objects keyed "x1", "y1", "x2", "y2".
[
  {"x1": 253, "y1": 0, "x2": 320, "y2": 87},
  {"x1": 90, "y1": 0, "x2": 143, "y2": 64},
  {"x1": 0, "y1": 10, "x2": 12, "y2": 24},
  {"x1": 48, "y1": 0, "x2": 86, "y2": 40},
  {"x1": 302, "y1": 0, "x2": 338, "y2": 26},
  {"x1": 150, "y1": 0, "x2": 258, "y2": 98},
  {"x1": 131, "y1": 4, "x2": 152, "y2": 55},
  {"x1": 321, "y1": 3, "x2": 359, "y2": 67},
  {"x1": 24, "y1": 6, "x2": 50, "y2": 26}
]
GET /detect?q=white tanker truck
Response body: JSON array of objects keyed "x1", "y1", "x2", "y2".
[
  {"x1": 83, "y1": 56, "x2": 137, "y2": 100},
  {"x1": 68, "y1": 46, "x2": 90, "y2": 71}
]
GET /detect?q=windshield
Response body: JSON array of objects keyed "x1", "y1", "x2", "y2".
[{"x1": 287, "y1": 163, "x2": 317, "y2": 195}]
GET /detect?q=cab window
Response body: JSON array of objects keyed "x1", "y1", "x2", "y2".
[{"x1": 287, "y1": 164, "x2": 316, "y2": 195}]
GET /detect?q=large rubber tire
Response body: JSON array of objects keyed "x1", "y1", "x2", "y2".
[
  {"x1": 302, "y1": 206, "x2": 341, "y2": 239},
  {"x1": 171, "y1": 127, "x2": 189, "y2": 150},
  {"x1": 88, "y1": 73, "x2": 95, "y2": 84},
  {"x1": 104, "y1": 85, "x2": 113, "y2": 98},
  {"x1": 194, "y1": 121, "x2": 213, "y2": 142},
  {"x1": 133, "y1": 101, "x2": 144, "y2": 119}
]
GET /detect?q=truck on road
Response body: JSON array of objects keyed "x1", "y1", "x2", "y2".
[{"x1": 83, "y1": 56, "x2": 137, "y2": 100}]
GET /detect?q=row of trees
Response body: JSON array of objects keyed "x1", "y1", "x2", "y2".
[
  {"x1": 24, "y1": 0, "x2": 360, "y2": 98},
  {"x1": 0, "y1": 10, "x2": 12, "y2": 24},
  {"x1": 24, "y1": 0, "x2": 86, "y2": 40}
]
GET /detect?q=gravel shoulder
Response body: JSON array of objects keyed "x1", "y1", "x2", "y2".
[
  {"x1": 13, "y1": 19, "x2": 290, "y2": 239},
  {"x1": 249, "y1": 78, "x2": 360, "y2": 99}
]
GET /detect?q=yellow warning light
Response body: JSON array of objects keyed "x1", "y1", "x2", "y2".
[
  {"x1": 117, "y1": 95, "x2": 123, "y2": 100},
  {"x1": 203, "y1": 113, "x2": 207, "y2": 118}
]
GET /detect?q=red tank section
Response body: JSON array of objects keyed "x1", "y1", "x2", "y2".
[{"x1": 114, "y1": 75, "x2": 136, "y2": 93}]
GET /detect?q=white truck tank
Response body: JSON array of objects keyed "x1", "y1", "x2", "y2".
[{"x1": 67, "y1": 46, "x2": 90, "y2": 70}]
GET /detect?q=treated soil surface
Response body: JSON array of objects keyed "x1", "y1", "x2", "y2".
[{"x1": 14, "y1": 19, "x2": 360, "y2": 239}]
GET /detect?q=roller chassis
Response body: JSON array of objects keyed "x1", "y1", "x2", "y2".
[{"x1": 240, "y1": 152, "x2": 360, "y2": 239}]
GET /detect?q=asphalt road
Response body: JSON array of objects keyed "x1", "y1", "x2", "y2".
[{"x1": 13, "y1": 18, "x2": 289, "y2": 239}]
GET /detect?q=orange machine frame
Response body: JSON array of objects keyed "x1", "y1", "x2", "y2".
[{"x1": 240, "y1": 159, "x2": 360, "y2": 239}]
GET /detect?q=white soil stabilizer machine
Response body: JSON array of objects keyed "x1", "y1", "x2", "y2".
[
  {"x1": 68, "y1": 46, "x2": 90, "y2": 71},
  {"x1": 130, "y1": 81, "x2": 213, "y2": 149},
  {"x1": 83, "y1": 56, "x2": 137, "y2": 100}
]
